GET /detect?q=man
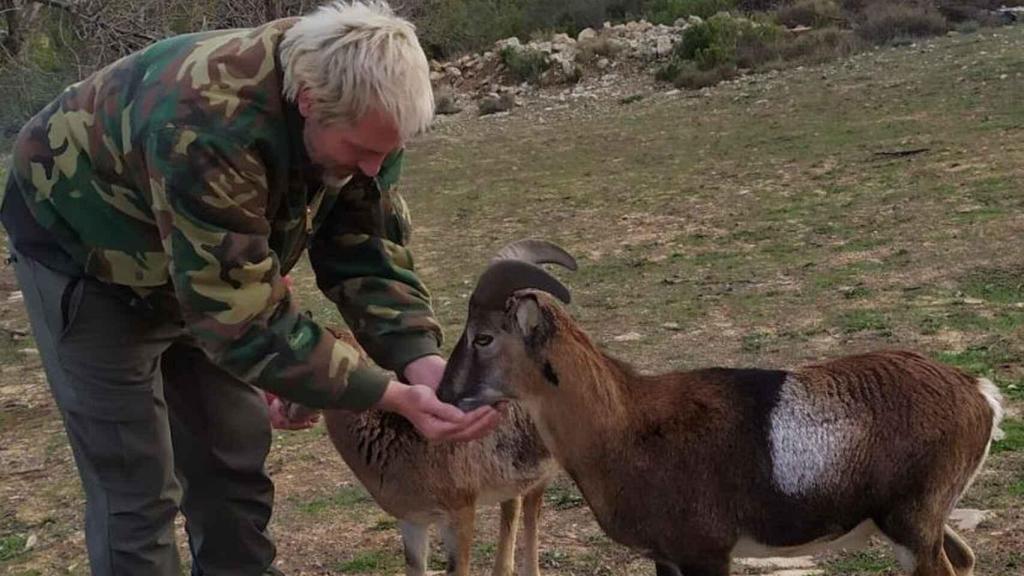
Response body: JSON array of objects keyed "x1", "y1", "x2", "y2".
[{"x1": 0, "y1": 2, "x2": 500, "y2": 574}]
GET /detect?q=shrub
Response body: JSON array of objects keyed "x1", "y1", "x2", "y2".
[
  {"x1": 855, "y1": 2, "x2": 949, "y2": 45},
  {"x1": 662, "y1": 59, "x2": 739, "y2": 87},
  {"x1": 779, "y1": 26, "x2": 863, "y2": 63},
  {"x1": 576, "y1": 36, "x2": 622, "y2": 63},
  {"x1": 776, "y1": 0, "x2": 842, "y2": 28},
  {"x1": 675, "y1": 12, "x2": 785, "y2": 70},
  {"x1": 643, "y1": 0, "x2": 738, "y2": 24},
  {"x1": 500, "y1": 47, "x2": 551, "y2": 84}
]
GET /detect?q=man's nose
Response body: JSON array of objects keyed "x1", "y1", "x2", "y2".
[{"x1": 358, "y1": 155, "x2": 385, "y2": 177}]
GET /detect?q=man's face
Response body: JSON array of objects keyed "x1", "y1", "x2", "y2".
[{"x1": 297, "y1": 90, "x2": 402, "y2": 184}]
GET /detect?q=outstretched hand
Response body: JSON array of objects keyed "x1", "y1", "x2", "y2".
[{"x1": 379, "y1": 382, "x2": 502, "y2": 442}]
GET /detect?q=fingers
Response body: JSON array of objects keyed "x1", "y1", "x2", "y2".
[
  {"x1": 417, "y1": 406, "x2": 502, "y2": 442},
  {"x1": 421, "y1": 393, "x2": 470, "y2": 423},
  {"x1": 442, "y1": 409, "x2": 502, "y2": 442}
]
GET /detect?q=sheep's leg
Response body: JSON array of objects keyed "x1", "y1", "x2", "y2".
[
  {"x1": 492, "y1": 497, "x2": 522, "y2": 576},
  {"x1": 942, "y1": 525, "x2": 975, "y2": 576},
  {"x1": 399, "y1": 520, "x2": 429, "y2": 576},
  {"x1": 442, "y1": 506, "x2": 476, "y2": 576},
  {"x1": 672, "y1": 559, "x2": 729, "y2": 576},
  {"x1": 520, "y1": 484, "x2": 545, "y2": 576},
  {"x1": 877, "y1": 512, "x2": 956, "y2": 576}
]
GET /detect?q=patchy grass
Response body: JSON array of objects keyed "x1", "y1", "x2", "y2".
[
  {"x1": 993, "y1": 419, "x2": 1024, "y2": 455},
  {"x1": 821, "y1": 548, "x2": 898, "y2": 575},
  {"x1": 0, "y1": 533, "x2": 27, "y2": 561},
  {"x1": 544, "y1": 480, "x2": 586, "y2": 510},
  {"x1": 1, "y1": 23, "x2": 1023, "y2": 576},
  {"x1": 835, "y1": 310, "x2": 892, "y2": 335},
  {"x1": 292, "y1": 485, "x2": 373, "y2": 517},
  {"x1": 333, "y1": 548, "x2": 403, "y2": 574}
]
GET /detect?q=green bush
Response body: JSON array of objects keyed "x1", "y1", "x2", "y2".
[
  {"x1": 500, "y1": 47, "x2": 551, "y2": 83},
  {"x1": 779, "y1": 26, "x2": 863, "y2": 62},
  {"x1": 576, "y1": 36, "x2": 623, "y2": 63},
  {"x1": 855, "y1": 2, "x2": 949, "y2": 45},
  {"x1": 658, "y1": 58, "x2": 738, "y2": 87},
  {"x1": 643, "y1": 0, "x2": 738, "y2": 24},
  {"x1": 414, "y1": 0, "x2": 529, "y2": 57},
  {"x1": 776, "y1": 0, "x2": 842, "y2": 28},
  {"x1": 675, "y1": 13, "x2": 785, "y2": 70}
]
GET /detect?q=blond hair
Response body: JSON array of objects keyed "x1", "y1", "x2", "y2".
[{"x1": 280, "y1": 1, "x2": 434, "y2": 139}]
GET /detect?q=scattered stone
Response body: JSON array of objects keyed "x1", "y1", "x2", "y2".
[
  {"x1": 613, "y1": 332, "x2": 643, "y2": 342},
  {"x1": 434, "y1": 89, "x2": 462, "y2": 115},
  {"x1": 739, "y1": 557, "x2": 816, "y2": 569},
  {"x1": 656, "y1": 35, "x2": 674, "y2": 57},
  {"x1": 578, "y1": 27, "x2": 598, "y2": 42},
  {"x1": 477, "y1": 92, "x2": 516, "y2": 116},
  {"x1": 949, "y1": 508, "x2": 990, "y2": 531}
]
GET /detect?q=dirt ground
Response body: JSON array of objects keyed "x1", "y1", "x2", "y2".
[{"x1": 2, "y1": 23, "x2": 1023, "y2": 576}]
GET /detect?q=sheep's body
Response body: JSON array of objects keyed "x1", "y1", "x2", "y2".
[
  {"x1": 324, "y1": 404, "x2": 554, "y2": 520},
  {"x1": 310, "y1": 325, "x2": 556, "y2": 576},
  {"x1": 527, "y1": 350, "x2": 1000, "y2": 576},
  {"x1": 324, "y1": 406, "x2": 556, "y2": 576},
  {"x1": 441, "y1": 277, "x2": 1004, "y2": 576}
]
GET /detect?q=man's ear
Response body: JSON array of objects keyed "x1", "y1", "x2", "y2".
[{"x1": 297, "y1": 87, "x2": 314, "y2": 118}]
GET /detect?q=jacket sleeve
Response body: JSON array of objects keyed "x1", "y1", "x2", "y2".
[
  {"x1": 308, "y1": 149, "x2": 443, "y2": 378},
  {"x1": 145, "y1": 126, "x2": 390, "y2": 410}
]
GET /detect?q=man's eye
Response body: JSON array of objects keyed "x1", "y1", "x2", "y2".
[{"x1": 473, "y1": 334, "x2": 494, "y2": 347}]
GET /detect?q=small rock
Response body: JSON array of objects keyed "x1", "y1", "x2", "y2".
[
  {"x1": 24, "y1": 533, "x2": 37, "y2": 552},
  {"x1": 596, "y1": 58, "x2": 610, "y2": 70},
  {"x1": 552, "y1": 33, "x2": 574, "y2": 45},
  {"x1": 434, "y1": 89, "x2": 462, "y2": 115},
  {"x1": 613, "y1": 332, "x2": 643, "y2": 342},
  {"x1": 656, "y1": 35, "x2": 674, "y2": 57},
  {"x1": 688, "y1": 15, "x2": 704, "y2": 27},
  {"x1": 444, "y1": 66, "x2": 462, "y2": 78},
  {"x1": 477, "y1": 92, "x2": 515, "y2": 116},
  {"x1": 662, "y1": 322, "x2": 682, "y2": 331},
  {"x1": 949, "y1": 508, "x2": 990, "y2": 531},
  {"x1": 495, "y1": 37, "x2": 521, "y2": 51},
  {"x1": 429, "y1": 70, "x2": 445, "y2": 83},
  {"x1": 740, "y1": 557, "x2": 816, "y2": 569},
  {"x1": 578, "y1": 27, "x2": 598, "y2": 42}
]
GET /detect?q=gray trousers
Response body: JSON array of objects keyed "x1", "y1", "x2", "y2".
[{"x1": 12, "y1": 252, "x2": 277, "y2": 576}]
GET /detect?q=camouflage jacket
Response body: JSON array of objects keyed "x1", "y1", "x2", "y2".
[{"x1": 4, "y1": 19, "x2": 442, "y2": 410}]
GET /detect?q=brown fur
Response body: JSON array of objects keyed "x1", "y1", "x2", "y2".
[
  {"x1": 321, "y1": 327, "x2": 557, "y2": 576},
  {"x1": 446, "y1": 292, "x2": 1001, "y2": 576}
]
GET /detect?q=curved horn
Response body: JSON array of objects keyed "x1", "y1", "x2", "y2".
[
  {"x1": 492, "y1": 239, "x2": 578, "y2": 271},
  {"x1": 470, "y1": 260, "x2": 572, "y2": 310}
]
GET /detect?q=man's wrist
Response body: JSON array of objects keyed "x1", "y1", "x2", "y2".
[
  {"x1": 403, "y1": 354, "x2": 445, "y2": 386},
  {"x1": 376, "y1": 380, "x2": 409, "y2": 415}
]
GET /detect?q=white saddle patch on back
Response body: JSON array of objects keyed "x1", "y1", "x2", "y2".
[{"x1": 768, "y1": 376, "x2": 866, "y2": 497}]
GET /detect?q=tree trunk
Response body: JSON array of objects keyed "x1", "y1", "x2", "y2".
[{"x1": 1, "y1": 0, "x2": 23, "y2": 58}]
